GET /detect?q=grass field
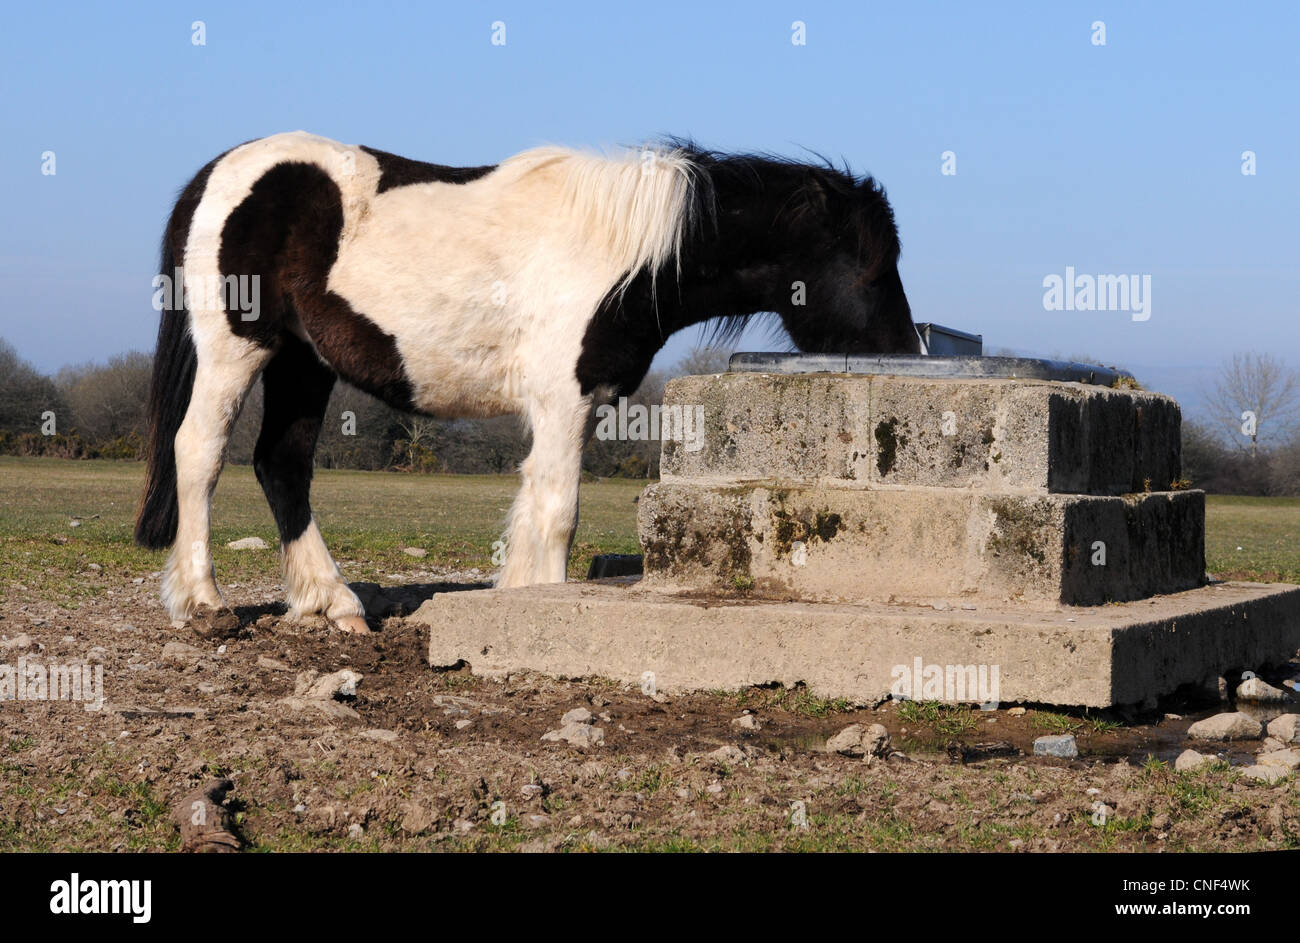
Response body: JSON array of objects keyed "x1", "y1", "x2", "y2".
[
  {"x1": 1, "y1": 457, "x2": 1297, "y2": 609},
  {"x1": 0, "y1": 456, "x2": 645, "y2": 603}
]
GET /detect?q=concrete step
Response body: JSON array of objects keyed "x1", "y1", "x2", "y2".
[
  {"x1": 638, "y1": 481, "x2": 1205, "y2": 607},
  {"x1": 417, "y1": 580, "x2": 1300, "y2": 709},
  {"x1": 659, "y1": 373, "x2": 1182, "y2": 495}
]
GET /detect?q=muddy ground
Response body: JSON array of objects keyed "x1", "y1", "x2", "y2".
[{"x1": 4, "y1": 568, "x2": 1300, "y2": 852}]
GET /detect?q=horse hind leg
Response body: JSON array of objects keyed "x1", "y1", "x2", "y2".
[
  {"x1": 163, "y1": 342, "x2": 269, "y2": 632},
  {"x1": 254, "y1": 337, "x2": 368, "y2": 633}
]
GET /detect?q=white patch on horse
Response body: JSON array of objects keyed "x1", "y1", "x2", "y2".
[{"x1": 159, "y1": 132, "x2": 696, "y2": 619}]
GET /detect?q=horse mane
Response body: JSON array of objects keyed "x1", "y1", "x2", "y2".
[{"x1": 497, "y1": 145, "x2": 703, "y2": 298}]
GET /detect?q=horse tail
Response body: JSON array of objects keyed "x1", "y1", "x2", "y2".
[{"x1": 134, "y1": 166, "x2": 211, "y2": 549}]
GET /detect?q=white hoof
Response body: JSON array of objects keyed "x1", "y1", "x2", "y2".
[{"x1": 333, "y1": 615, "x2": 371, "y2": 634}]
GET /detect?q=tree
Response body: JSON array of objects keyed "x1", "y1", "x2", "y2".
[
  {"x1": 0, "y1": 338, "x2": 65, "y2": 434},
  {"x1": 57, "y1": 351, "x2": 153, "y2": 445},
  {"x1": 673, "y1": 345, "x2": 735, "y2": 378},
  {"x1": 1204, "y1": 352, "x2": 1300, "y2": 457}
]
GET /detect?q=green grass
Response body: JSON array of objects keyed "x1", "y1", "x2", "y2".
[
  {"x1": 1205, "y1": 494, "x2": 1300, "y2": 583},
  {"x1": 3, "y1": 460, "x2": 1299, "y2": 610},
  {"x1": 898, "y1": 700, "x2": 979, "y2": 736},
  {"x1": 0, "y1": 456, "x2": 646, "y2": 604}
]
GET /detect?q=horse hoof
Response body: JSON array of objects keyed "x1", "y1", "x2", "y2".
[
  {"x1": 190, "y1": 605, "x2": 242, "y2": 640},
  {"x1": 334, "y1": 615, "x2": 371, "y2": 634}
]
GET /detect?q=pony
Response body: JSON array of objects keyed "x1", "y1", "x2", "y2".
[{"x1": 135, "y1": 132, "x2": 918, "y2": 633}]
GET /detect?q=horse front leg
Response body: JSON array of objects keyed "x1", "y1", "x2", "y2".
[{"x1": 497, "y1": 395, "x2": 590, "y2": 588}]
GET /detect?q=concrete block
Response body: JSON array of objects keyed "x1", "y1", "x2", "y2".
[
  {"x1": 637, "y1": 481, "x2": 1204, "y2": 607},
  {"x1": 660, "y1": 373, "x2": 1181, "y2": 495},
  {"x1": 418, "y1": 580, "x2": 1300, "y2": 709}
]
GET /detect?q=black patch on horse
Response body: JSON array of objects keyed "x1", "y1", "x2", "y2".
[
  {"x1": 360, "y1": 145, "x2": 496, "y2": 192},
  {"x1": 575, "y1": 146, "x2": 917, "y2": 398},
  {"x1": 254, "y1": 334, "x2": 336, "y2": 545},
  {"x1": 217, "y1": 161, "x2": 416, "y2": 410}
]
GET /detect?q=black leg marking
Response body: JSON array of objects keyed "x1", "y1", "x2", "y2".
[{"x1": 253, "y1": 337, "x2": 336, "y2": 546}]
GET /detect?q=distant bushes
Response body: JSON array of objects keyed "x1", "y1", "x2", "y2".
[{"x1": 0, "y1": 335, "x2": 727, "y2": 479}]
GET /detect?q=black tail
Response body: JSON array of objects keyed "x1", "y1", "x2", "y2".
[
  {"x1": 134, "y1": 236, "x2": 196, "y2": 549},
  {"x1": 136, "y1": 156, "x2": 224, "y2": 548}
]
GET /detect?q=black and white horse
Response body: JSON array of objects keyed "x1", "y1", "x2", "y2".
[{"x1": 135, "y1": 132, "x2": 918, "y2": 633}]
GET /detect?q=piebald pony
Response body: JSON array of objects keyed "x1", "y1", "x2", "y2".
[{"x1": 136, "y1": 132, "x2": 917, "y2": 633}]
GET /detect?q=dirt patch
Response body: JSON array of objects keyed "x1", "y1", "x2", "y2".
[{"x1": 4, "y1": 573, "x2": 1300, "y2": 852}]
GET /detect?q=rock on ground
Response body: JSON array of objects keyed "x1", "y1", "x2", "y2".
[
  {"x1": 225, "y1": 537, "x2": 268, "y2": 550},
  {"x1": 1241, "y1": 765, "x2": 1291, "y2": 784},
  {"x1": 296, "y1": 669, "x2": 363, "y2": 699},
  {"x1": 826, "y1": 723, "x2": 891, "y2": 758},
  {"x1": 541, "y1": 722, "x2": 604, "y2": 747},
  {"x1": 1257, "y1": 748, "x2": 1300, "y2": 770},
  {"x1": 1186, "y1": 712, "x2": 1263, "y2": 741},
  {"x1": 1174, "y1": 748, "x2": 1212, "y2": 772},
  {"x1": 1267, "y1": 714, "x2": 1300, "y2": 743},
  {"x1": 1032, "y1": 734, "x2": 1079, "y2": 758},
  {"x1": 1237, "y1": 676, "x2": 1292, "y2": 703}
]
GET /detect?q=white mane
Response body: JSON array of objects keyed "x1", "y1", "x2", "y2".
[{"x1": 498, "y1": 144, "x2": 699, "y2": 296}]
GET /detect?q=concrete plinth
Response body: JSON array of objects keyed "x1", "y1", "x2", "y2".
[
  {"x1": 638, "y1": 482, "x2": 1205, "y2": 607},
  {"x1": 419, "y1": 580, "x2": 1300, "y2": 708},
  {"x1": 661, "y1": 373, "x2": 1182, "y2": 495}
]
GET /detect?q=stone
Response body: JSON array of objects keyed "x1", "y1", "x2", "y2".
[
  {"x1": 708, "y1": 745, "x2": 747, "y2": 765},
  {"x1": 1032, "y1": 734, "x2": 1079, "y2": 758},
  {"x1": 826, "y1": 724, "x2": 868, "y2": 756},
  {"x1": 561, "y1": 707, "x2": 593, "y2": 725},
  {"x1": 1174, "y1": 749, "x2": 1212, "y2": 772},
  {"x1": 826, "y1": 723, "x2": 891, "y2": 758},
  {"x1": 1256, "y1": 748, "x2": 1300, "y2": 770},
  {"x1": 732, "y1": 713, "x2": 761, "y2": 730},
  {"x1": 1187, "y1": 712, "x2": 1264, "y2": 741},
  {"x1": 296, "y1": 669, "x2": 362, "y2": 700},
  {"x1": 418, "y1": 581, "x2": 1300, "y2": 709},
  {"x1": 225, "y1": 537, "x2": 268, "y2": 550},
  {"x1": 1267, "y1": 714, "x2": 1300, "y2": 743},
  {"x1": 861, "y1": 724, "x2": 891, "y2": 757},
  {"x1": 1237, "y1": 676, "x2": 1291, "y2": 702},
  {"x1": 541, "y1": 722, "x2": 604, "y2": 747},
  {"x1": 162, "y1": 641, "x2": 204, "y2": 661},
  {"x1": 1241, "y1": 765, "x2": 1290, "y2": 784}
]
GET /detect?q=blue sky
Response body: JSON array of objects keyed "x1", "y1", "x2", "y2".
[{"x1": 2, "y1": 1, "x2": 1295, "y2": 411}]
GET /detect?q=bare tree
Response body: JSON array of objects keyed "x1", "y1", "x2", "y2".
[
  {"x1": 672, "y1": 345, "x2": 735, "y2": 378},
  {"x1": 0, "y1": 338, "x2": 65, "y2": 433},
  {"x1": 57, "y1": 351, "x2": 152, "y2": 441},
  {"x1": 1204, "y1": 353, "x2": 1300, "y2": 457}
]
